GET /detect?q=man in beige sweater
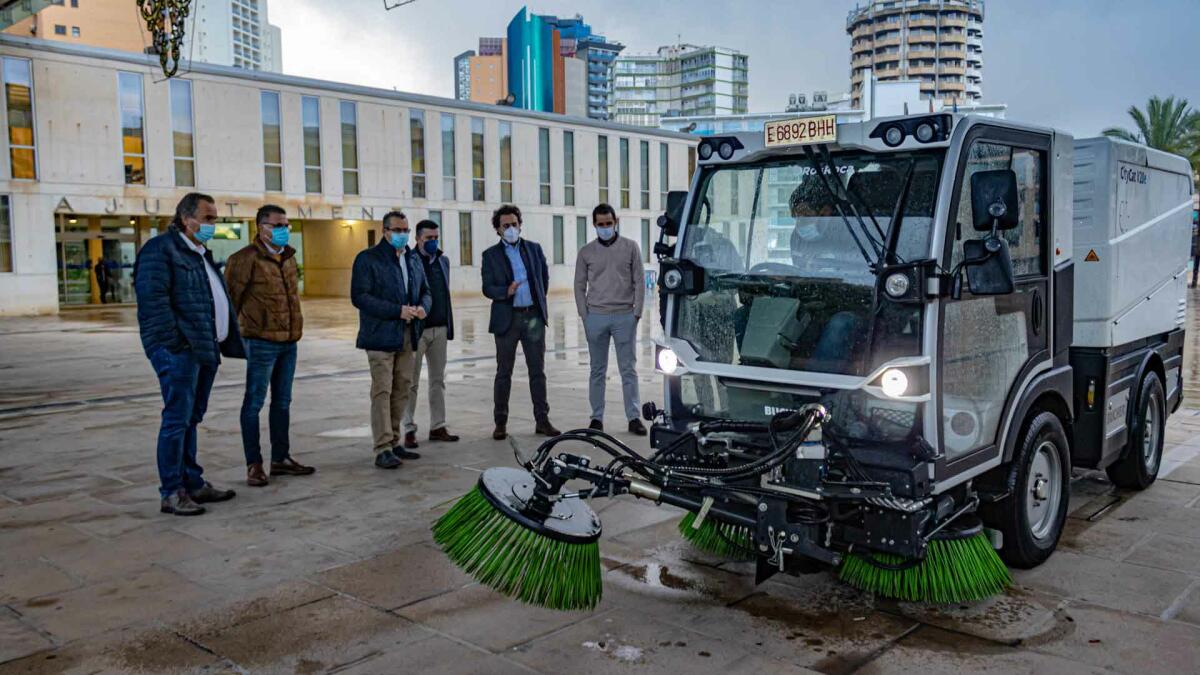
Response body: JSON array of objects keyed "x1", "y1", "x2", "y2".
[{"x1": 574, "y1": 203, "x2": 647, "y2": 435}]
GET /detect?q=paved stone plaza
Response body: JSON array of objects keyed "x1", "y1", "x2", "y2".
[{"x1": 2, "y1": 295, "x2": 1200, "y2": 674}]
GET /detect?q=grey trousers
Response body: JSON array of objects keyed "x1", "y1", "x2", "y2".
[
  {"x1": 402, "y1": 325, "x2": 448, "y2": 434},
  {"x1": 583, "y1": 312, "x2": 640, "y2": 421},
  {"x1": 493, "y1": 310, "x2": 549, "y2": 425}
]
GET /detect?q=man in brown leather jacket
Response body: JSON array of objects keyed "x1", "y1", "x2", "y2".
[{"x1": 225, "y1": 205, "x2": 316, "y2": 486}]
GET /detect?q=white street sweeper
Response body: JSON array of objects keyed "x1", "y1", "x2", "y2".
[{"x1": 433, "y1": 113, "x2": 1194, "y2": 608}]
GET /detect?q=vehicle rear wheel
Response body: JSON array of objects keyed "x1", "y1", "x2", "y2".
[
  {"x1": 1106, "y1": 372, "x2": 1165, "y2": 490},
  {"x1": 980, "y1": 411, "x2": 1071, "y2": 569}
]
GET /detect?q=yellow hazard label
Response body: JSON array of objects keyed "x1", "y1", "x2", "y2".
[{"x1": 1084, "y1": 249, "x2": 1100, "y2": 262}]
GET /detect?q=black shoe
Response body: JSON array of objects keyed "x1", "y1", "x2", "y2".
[
  {"x1": 535, "y1": 421, "x2": 561, "y2": 437},
  {"x1": 189, "y1": 482, "x2": 236, "y2": 504},
  {"x1": 161, "y1": 489, "x2": 206, "y2": 516},
  {"x1": 404, "y1": 431, "x2": 420, "y2": 449},
  {"x1": 628, "y1": 419, "x2": 648, "y2": 436},
  {"x1": 374, "y1": 449, "x2": 403, "y2": 469},
  {"x1": 492, "y1": 424, "x2": 508, "y2": 440},
  {"x1": 393, "y1": 447, "x2": 421, "y2": 460},
  {"x1": 589, "y1": 419, "x2": 604, "y2": 431}
]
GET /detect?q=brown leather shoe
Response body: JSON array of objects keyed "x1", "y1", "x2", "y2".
[
  {"x1": 270, "y1": 457, "x2": 315, "y2": 476},
  {"x1": 429, "y1": 427, "x2": 460, "y2": 442},
  {"x1": 535, "y1": 420, "x2": 561, "y2": 437},
  {"x1": 404, "y1": 431, "x2": 419, "y2": 449},
  {"x1": 247, "y1": 463, "x2": 269, "y2": 487},
  {"x1": 492, "y1": 424, "x2": 507, "y2": 440}
]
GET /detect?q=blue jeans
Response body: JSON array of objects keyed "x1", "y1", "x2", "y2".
[
  {"x1": 239, "y1": 338, "x2": 298, "y2": 466},
  {"x1": 149, "y1": 347, "x2": 217, "y2": 499}
]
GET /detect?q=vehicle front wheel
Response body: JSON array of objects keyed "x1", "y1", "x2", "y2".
[{"x1": 980, "y1": 411, "x2": 1071, "y2": 569}]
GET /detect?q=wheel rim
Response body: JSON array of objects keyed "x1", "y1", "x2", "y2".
[
  {"x1": 1026, "y1": 440, "x2": 1063, "y2": 542},
  {"x1": 1143, "y1": 390, "x2": 1163, "y2": 475}
]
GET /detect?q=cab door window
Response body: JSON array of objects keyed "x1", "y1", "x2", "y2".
[{"x1": 950, "y1": 142, "x2": 1045, "y2": 277}]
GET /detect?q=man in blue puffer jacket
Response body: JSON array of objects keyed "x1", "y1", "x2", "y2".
[{"x1": 134, "y1": 193, "x2": 244, "y2": 516}]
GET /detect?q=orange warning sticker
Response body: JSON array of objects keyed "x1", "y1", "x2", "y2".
[{"x1": 1084, "y1": 249, "x2": 1100, "y2": 262}]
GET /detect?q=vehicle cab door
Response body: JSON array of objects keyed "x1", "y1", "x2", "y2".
[{"x1": 937, "y1": 127, "x2": 1052, "y2": 476}]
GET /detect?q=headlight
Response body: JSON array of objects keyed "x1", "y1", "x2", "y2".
[
  {"x1": 880, "y1": 368, "x2": 908, "y2": 398},
  {"x1": 718, "y1": 141, "x2": 735, "y2": 160},
  {"x1": 884, "y1": 272, "x2": 911, "y2": 299},
  {"x1": 662, "y1": 268, "x2": 683, "y2": 291},
  {"x1": 657, "y1": 348, "x2": 680, "y2": 375},
  {"x1": 697, "y1": 141, "x2": 714, "y2": 160},
  {"x1": 914, "y1": 122, "x2": 936, "y2": 143},
  {"x1": 883, "y1": 125, "x2": 905, "y2": 147}
]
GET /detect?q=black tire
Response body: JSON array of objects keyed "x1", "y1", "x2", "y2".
[
  {"x1": 980, "y1": 411, "x2": 1071, "y2": 569},
  {"x1": 1106, "y1": 372, "x2": 1165, "y2": 490}
]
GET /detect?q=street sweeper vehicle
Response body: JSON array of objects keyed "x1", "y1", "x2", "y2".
[{"x1": 434, "y1": 113, "x2": 1194, "y2": 610}]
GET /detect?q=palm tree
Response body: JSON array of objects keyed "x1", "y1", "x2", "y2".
[{"x1": 1103, "y1": 96, "x2": 1200, "y2": 166}]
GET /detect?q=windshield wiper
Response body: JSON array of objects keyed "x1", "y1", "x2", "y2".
[
  {"x1": 802, "y1": 146, "x2": 880, "y2": 266},
  {"x1": 820, "y1": 145, "x2": 888, "y2": 246},
  {"x1": 882, "y1": 158, "x2": 916, "y2": 267}
]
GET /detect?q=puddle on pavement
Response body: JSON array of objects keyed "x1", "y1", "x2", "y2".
[{"x1": 619, "y1": 562, "x2": 705, "y2": 593}]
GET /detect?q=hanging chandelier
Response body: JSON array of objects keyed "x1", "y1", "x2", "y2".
[{"x1": 138, "y1": 0, "x2": 193, "y2": 78}]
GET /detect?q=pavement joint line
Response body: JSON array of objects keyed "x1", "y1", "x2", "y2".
[
  {"x1": 845, "y1": 621, "x2": 923, "y2": 675},
  {"x1": 502, "y1": 606, "x2": 620, "y2": 654},
  {"x1": 169, "y1": 627, "x2": 247, "y2": 674},
  {"x1": 1160, "y1": 578, "x2": 1200, "y2": 622},
  {"x1": 0, "y1": 345, "x2": 590, "y2": 418},
  {"x1": 1159, "y1": 433, "x2": 1200, "y2": 480},
  {"x1": 1115, "y1": 530, "x2": 1160, "y2": 563}
]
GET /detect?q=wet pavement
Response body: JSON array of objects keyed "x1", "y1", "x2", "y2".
[{"x1": 1, "y1": 293, "x2": 1200, "y2": 674}]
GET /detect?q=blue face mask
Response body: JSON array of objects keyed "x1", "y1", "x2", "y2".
[
  {"x1": 270, "y1": 226, "x2": 289, "y2": 247},
  {"x1": 389, "y1": 231, "x2": 409, "y2": 249},
  {"x1": 422, "y1": 239, "x2": 440, "y2": 256},
  {"x1": 596, "y1": 226, "x2": 616, "y2": 241},
  {"x1": 194, "y1": 223, "x2": 216, "y2": 243},
  {"x1": 502, "y1": 226, "x2": 520, "y2": 244}
]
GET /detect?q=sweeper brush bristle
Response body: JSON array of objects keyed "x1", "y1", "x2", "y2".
[
  {"x1": 432, "y1": 474, "x2": 603, "y2": 611},
  {"x1": 838, "y1": 530, "x2": 1011, "y2": 604},
  {"x1": 678, "y1": 512, "x2": 755, "y2": 561}
]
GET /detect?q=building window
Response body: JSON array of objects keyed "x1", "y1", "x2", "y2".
[
  {"x1": 340, "y1": 100, "x2": 358, "y2": 195},
  {"x1": 552, "y1": 215, "x2": 564, "y2": 264},
  {"x1": 659, "y1": 143, "x2": 669, "y2": 207},
  {"x1": 639, "y1": 140, "x2": 650, "y2": 209},
  {"x1": 3, "y1": 58, "x2": 36, "y2": 180},
  {"x1": 301, "y1": 96, "x2": 321, "y2": 193},
  {"x1": 471, "y1": 117, "x2": 485, "y2": 202},
  {"x1": 71, "y1": 0, "x2": 78, "y2": 6},
  {"x1": 428, "y1": 210, "x2": 442, "y2": 225},
  {"x1": 260, "y1": 91, "x2": 282, "y2": 191},
  {"x1": 576, "y1": 215, "x2": 587, "y2": 252},
  {"x1": 619, "y1": 138, "x2": 631, "y2": 209},
  {"x1": 641, "y1": 218, "x2": 651, "y2": 263},
  {"x1": 118, "y1": 72, "x2": 145, "y2": 185},
  {"x1": 54, "y1": 25, "x2": 66, "y2": 35},
  {"x1": 459, "y1": 211, "x2": 473, "y2": 265},
  {"x1": 440, "y1": 113, "x2": 456, "y2": 200},
  {"x1": 563, "y1": 130, "x2": 575, "y2": 206},
  {"x1": 71, "y1": 26, "x2": 80, "y2": 37},
  {"x1": 410, "y1": 110, "x2": 426, "y2": 199},
  {"x1": 499, "y1": 120, "x2": 512, "y2": 203},
  {"x1": 0, "y1": 195, "x2": 11, "y2": 273},
  {"x1": 169, "y1": 79, "x2": 194, "y2": 187},
  {"x1": 538, "y1": 127, "x2": 551, "y2": 205},
  {"x1": 598, "y1": 134, "x2": 609, "y2": 204}
]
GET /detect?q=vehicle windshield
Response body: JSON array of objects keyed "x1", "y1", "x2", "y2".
[{"x1": 674, "y1": 150, "x2": 942, "y2": 376}]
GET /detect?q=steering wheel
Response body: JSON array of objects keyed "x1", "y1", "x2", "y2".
[
  {"x1": 790, "y1": 252, "x2": 868, "y2": 277},
  {"x1": 748, "y1": 261, "x2": 806, "y2": 276}
]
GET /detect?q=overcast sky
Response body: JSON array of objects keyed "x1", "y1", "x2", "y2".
[{"x1": 270, "y1": 0, "x2": 1200, "y2": 137}]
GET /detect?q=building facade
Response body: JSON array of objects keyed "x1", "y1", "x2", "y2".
[
  {"x1": 612, "y1": 45, "x2": 749, "y2": 128},
  {"x1": 456, "y1": 8, "x2": 622, "y2": 121},
  {"x1": 0, "y1": 35, "x2": 694, "y2": 315},
  {"x1": 846, "y1": 0, "x2": 984, "y2": 108},
  {"x1": 4, "y1": 0, "x2": 282, "y2": 73}
]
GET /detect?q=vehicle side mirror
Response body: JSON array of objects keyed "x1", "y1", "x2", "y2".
[
  {"x1": 658, "y1": 191, "x2": 688, "y2": 237},
  {"x1": 960, "y1": 236, "x2": 1015, "y2": 297},
  {"x1": 970, "y1": 169, "x2": 1019, "y2": 232}
]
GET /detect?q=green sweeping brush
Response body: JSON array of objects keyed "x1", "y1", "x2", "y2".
[
  {"x1": 838, "y1": 516, "x2": 1011, "y2": 604},
  {"x1": 432, "y1": 467, "x2": 603, "y2": 611},
  {"x1": 678, "y1": 512, "x2": 755, "y2": 560}
]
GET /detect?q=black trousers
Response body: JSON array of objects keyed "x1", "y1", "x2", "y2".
[
  {"x1": 493, "y1": 309, "x2": 549, "y2": 425},
  {"x1": 1193, "y1": 255, "x2": 1199, "y2": 286}
]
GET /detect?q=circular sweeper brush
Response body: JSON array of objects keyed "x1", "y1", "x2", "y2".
[{"x1": 432, "y1": 467, "x2": 603, "y2": 611}]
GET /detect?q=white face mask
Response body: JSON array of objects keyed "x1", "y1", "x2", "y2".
[
  {"x1": 502, "y1": 226, "x2": 520, "y2": 244},
  {"x1": 595, "y1": 225, "x2": 616, "y2": 241}
]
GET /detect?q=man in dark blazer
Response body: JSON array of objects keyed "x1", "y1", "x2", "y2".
[
  {"x1": 350, "y1": 211, "x2": 432, "y2": 469},
  {"x1": 481, "y1": 205, "x2": 560, "y2": 440},
  {"x1": 134, "y1": 192, "x2": 243, "y2": 516}
]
